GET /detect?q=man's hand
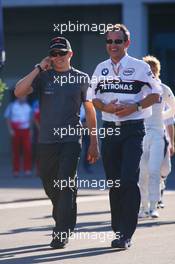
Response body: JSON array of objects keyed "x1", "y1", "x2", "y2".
[
  {"x1": 87, "y1": 143, "x2": 100, "y2": 164},
  {"x1": 115, "y1": 103, "x2": 137, "y2": 117},
  {"x1": 103, "y1": 99, "x2": 124, "y2": 113},
  {"x1": 40, "y1": 57, "x2": 52, "y2": 71},
  {"x1": 170, "y1": 145, "x2": 175, "y2": 156},
  {"x1": 83, "y1": 101, "x2": 100, "y2": 164}
]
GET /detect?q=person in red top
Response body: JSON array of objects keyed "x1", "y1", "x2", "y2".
[{"x1": 4, "y1": 96, "x2": 33, "y2": 177}]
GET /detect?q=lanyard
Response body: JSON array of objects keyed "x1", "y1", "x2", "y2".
[{"x1": 111, "y1": 62, "x2": 121, "y2": 76}]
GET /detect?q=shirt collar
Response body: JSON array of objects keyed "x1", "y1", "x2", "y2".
[{"x1": 110, "y1": 53, "x2": 129, "y2": 68}]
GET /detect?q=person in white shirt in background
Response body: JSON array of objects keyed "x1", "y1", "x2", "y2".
[
  {"x1": 4, "y1": 96, "x2": 33, "y2": 177},
  {"x1": 139, "y1": 56, "x2": 175, "y2": 218},
  {"x1": 158, "y1": 117, "x2": 175, "y2": 209}
]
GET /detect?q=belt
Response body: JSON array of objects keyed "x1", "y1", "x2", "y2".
[{"x1": 103, "y1": 119, "x2": 144, "y2": 126}]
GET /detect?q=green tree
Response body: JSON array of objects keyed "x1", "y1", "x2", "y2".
[{"x1": 0, "y1": 78, "x2": 8, "y2": 105}]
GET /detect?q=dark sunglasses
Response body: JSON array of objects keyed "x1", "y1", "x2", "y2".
[
  {"x1": 49, "y1": 50, "x2": 68, "y2": 57},
  {"x1": 106, "y1": 39, "x2": 124, "y2": 45}
]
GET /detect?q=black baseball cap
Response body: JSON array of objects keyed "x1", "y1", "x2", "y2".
[{"x1": 49, "y1": 37, "x2": 72, "y2": 52}]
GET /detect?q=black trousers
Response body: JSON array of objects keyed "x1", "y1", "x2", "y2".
[
  {"x1": 38, "y1": 142, "x2": 81, "y2": 237},
  {"x1": 101, "y1": 121, "x2": 145, "y2": 239}
]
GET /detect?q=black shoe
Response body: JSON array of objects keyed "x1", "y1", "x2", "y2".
[
  {"x1": 111, "y1": 237, "x2": 131, "y2": 249},
  {"x1": 50, "y1": 237, "x2": 68, "y2": 249}
]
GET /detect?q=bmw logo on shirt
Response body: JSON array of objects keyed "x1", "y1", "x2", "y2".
[{"x1": 101, "y1": 68, "x2": 109, "y2": 76}]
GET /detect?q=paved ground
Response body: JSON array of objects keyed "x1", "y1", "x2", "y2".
[
  {"x1": 0, "y1": 156, "x2": 175, "y2": 264},
  {"x1": 0, "y1": 185, "x2": 175, "y2": 264}
]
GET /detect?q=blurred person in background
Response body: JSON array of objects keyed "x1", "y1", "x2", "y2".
[
  {"x1": 139, "y1": 56, "x2": 175, "y2": 218},
  {"x1": 4, "y1": 96, "x2": 33, "y2": 177}
]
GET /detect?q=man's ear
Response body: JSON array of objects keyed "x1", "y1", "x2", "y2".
[
  {"x1": 68, "y1": 51, "x2": 73, "y2": 58},
  {"x1": 125, "y1": 39, "x2": 130, "y2": 49}
]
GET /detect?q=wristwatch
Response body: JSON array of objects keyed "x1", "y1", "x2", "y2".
[
  {"x1": 35, "y1": 64, "x2": 43, "y2": 73},
  {"x1": 136, "y1": 102, "x2": 142, "y2": 111}
]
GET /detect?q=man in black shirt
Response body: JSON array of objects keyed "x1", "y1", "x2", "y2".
[{"x1": 15, "y1": 37, "x2": 99, "y2": 249}]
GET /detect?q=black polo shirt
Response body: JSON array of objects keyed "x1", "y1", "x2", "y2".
[{"x1": 32, "y1": 67, "x2": 91, "y2": 143}]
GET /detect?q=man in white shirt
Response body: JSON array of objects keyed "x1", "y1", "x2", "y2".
[
  {"x1": 139, "y1": 56, "x2": 175, "y2": 218},
  {"x1": 91, "y1": 24, "x2": 161, "y2": 249},
  {"x1": 4, "y1": 96, "x2": 32, "y2": 177}
]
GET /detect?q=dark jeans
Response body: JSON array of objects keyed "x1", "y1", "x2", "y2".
[
  {"x1": 38, "y1": 142, "x2": 81, "y2": 238},
  {"x1": 101, "y1": 121, "x2": 145, "y2": 239}
]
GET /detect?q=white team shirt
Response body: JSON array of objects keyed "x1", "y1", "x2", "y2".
[
  {"x1": 145, "y1": 83, "x2": 175, "y2": 132},
  {"x1": 4, "y1": 100, "x2": 32, "y2": 129},
  {"x1": 91, "y1": 54, "x2": 162, "y2": 122}
]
